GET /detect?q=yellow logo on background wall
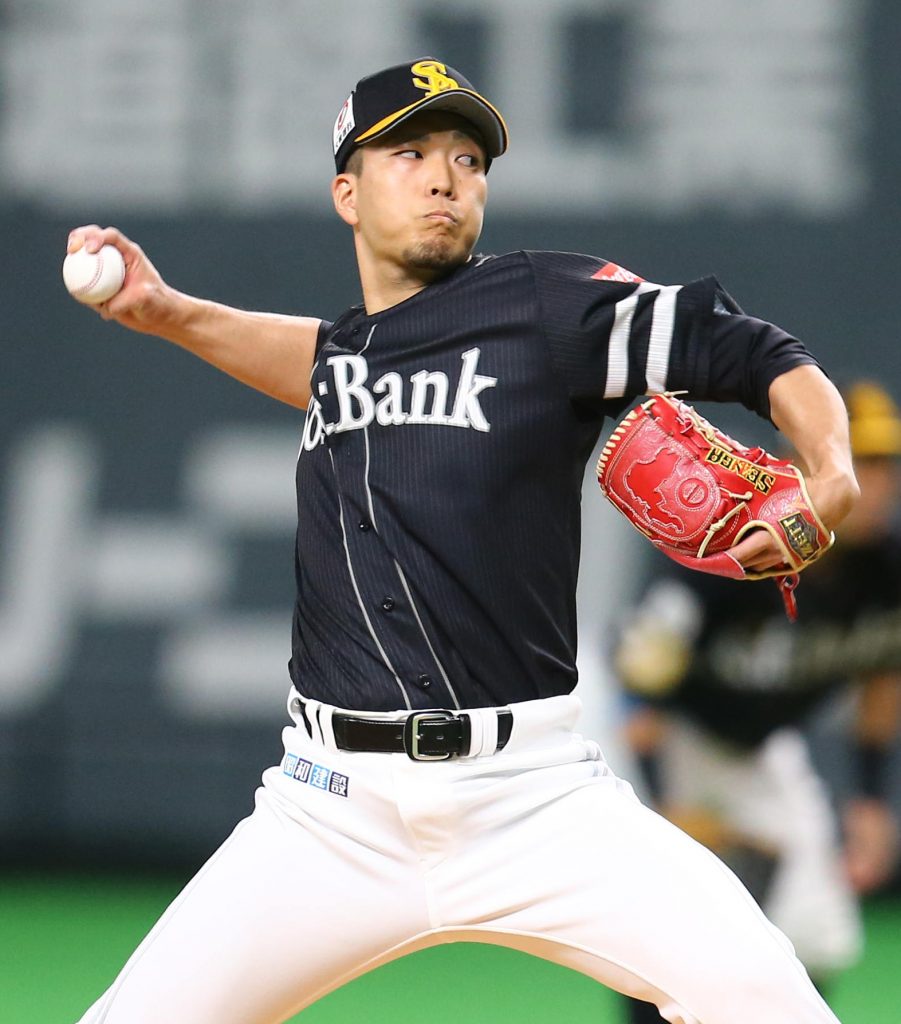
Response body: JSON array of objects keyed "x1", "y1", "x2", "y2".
[{"x1": 411, "y1": 60, "x2": 460, "y2": 96}]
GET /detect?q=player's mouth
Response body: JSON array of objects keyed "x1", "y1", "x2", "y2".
[{"x1": 424, "y1": 210, "x2": 458, "y2": 225}]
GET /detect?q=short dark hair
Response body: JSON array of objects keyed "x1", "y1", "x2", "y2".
[{"x1": 344, "y1": 148, "x2": 364, "y2": 176}]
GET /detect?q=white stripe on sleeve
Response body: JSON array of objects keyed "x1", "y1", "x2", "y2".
[
  {"x1": 603, "y1": 293, "x2": 639, "y2": 399},
  {"x1": 645, "y1": 284, "x2": 683, "y2": 393},
  {"x1": 604, "y1": 282, "x2": 671, "y2": 399}
]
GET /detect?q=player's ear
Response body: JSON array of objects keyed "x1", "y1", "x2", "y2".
[{"x1": 332, "y1": 172, "x2": 359, "y2": 227}]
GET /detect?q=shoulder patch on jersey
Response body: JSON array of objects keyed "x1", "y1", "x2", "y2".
[{"x1": 591, "y1": 262, "x2": 645, "y2": 284}]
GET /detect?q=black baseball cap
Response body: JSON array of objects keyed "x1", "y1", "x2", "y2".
[{"x1": 333, "y1": 58, "x2": 508, "y2": 173}]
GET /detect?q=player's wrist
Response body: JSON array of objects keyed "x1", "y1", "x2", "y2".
[
  {"x1": 802, "y1": 463, "x2": 859, "y2": 532},
  {"x1": 159, "y1": 291, "x2": 223, "y2": 343}
]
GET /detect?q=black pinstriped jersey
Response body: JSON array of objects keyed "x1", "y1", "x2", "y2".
[{"x1": 289, "y1": 250, "x2": 818, "y2": 712}]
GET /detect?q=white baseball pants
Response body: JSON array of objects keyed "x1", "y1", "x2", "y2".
[{"x1": 76, "y1": 692, "x2": 840, "y2": 1024}]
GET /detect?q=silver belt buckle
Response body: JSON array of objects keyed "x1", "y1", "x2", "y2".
[{"x1": 403, "y1": 711, "x2": 458, "y2": 761}]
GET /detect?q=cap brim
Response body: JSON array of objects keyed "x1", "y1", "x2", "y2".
[{"x1": 353, "y1": 89, "x2": 508, "y2": 159}]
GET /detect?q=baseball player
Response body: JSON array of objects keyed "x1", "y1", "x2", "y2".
[
  {"x1": 66, "y1": 58, "x2": 859, "y2": 1024},
  {"x1": 615, "y1": 380, "x2": 901, "y2": 1023}
]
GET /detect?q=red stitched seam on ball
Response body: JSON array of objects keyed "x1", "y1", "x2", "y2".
[{"x1": 74, "y1": 252, "x2": 106, "y2": 296}]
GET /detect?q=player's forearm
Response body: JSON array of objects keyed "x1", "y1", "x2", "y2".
[
  {"x1": 159, "y1": 291, "x2": 319, "y2": 409},
  {"x1": 66, "y1": 225, "x2": 319, "y2": 409},
  {"x1": 768, "y1": 364, "x2": 859, "y2": 530}
]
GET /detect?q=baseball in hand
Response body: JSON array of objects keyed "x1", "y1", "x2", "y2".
[{"x1": 62, "y1": 244, "x2": 126, "y2": 305}]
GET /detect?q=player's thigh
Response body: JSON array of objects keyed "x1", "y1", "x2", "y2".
[
  {"x1": 498, "y1": 777, "x2": 836, "y2": 1024},
  {"x1": 76, "y1": 786, "x2": 428, "y2": 1024}
]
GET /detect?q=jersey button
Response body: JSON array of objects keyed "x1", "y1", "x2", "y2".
[
  {"x1": 417, "y1": 674, "x2": 432, "y2": 689},
  {"x1": 358, "y1": 519, "x2": 371, "y2": 532},
  {"x1": 381, "y1": 597, "x2": 395, "y2": 612}
]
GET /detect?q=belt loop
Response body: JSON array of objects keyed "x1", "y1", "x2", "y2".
[
  {"x1": 318, "y1": 704, "x2": 339, "y2": 755},
  {"x1": 468, "y1": 708, "x2": 498, "y2": 757},
  {"x1": 303, "y1": 699, "x2": 324, "y2": 744},
  {"x1": 287, "y1": 688, "x2": 303, "y2": 722},
  {"x1": 466, "y1": 710, "x2": 484, "y2": 757},
  {"x1": 288, "y1": 690, "x2": 314, "y2": 738},
  {"x1": 483, "y1": 709, "x2": 500, "y2": 755}
]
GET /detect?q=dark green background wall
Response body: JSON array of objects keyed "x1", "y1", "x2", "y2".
[{"x1": 2, "y1": 2, "x2": 900, "y2": 870}]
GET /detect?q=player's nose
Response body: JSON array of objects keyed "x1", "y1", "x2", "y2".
[{"x1": 426, "y1": 155, "x2": 455, "y2": 197}]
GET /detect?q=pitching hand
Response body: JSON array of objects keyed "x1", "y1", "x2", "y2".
[{"x1": 66, "y1": 225, "x2": 186, "y2": 336}]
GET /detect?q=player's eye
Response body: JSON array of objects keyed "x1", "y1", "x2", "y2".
[
  {"x1": 395, "y1": 149, "x2": 423, "y2": 159},
  {"x1": 457, "y1": 153, "x2": 482, "y2": 169}
]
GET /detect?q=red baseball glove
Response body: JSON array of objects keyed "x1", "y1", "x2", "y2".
[{"x1": 596, "y1": 393, "x2": 834, "y2": 620}]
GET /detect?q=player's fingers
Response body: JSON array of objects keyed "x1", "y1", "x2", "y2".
[
  {"x1": 67, "y1": 224, "x2": 137, "y2": 257},
  {"x1": 67, "y1": 225, "x2": 117, "y2": 255},
  {"x1": 727, "y1": 529, "x2": 783, "y2": 572},
  {"x1": 727, "y1": 529, "x2": 768, "y2": 561},
  {"x1": 67, "y1": 224, "x2": 102, "y2": 253},
  {"x1": 741, "y1": 556, "x2": 786, "y2": 572}
]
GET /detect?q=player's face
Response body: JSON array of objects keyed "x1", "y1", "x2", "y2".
[{"x1": 339, "y1": 111, "x2": 488, "y2": 279}]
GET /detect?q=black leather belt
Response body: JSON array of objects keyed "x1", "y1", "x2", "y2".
[{"x1": 331, "y1": 709, "x2": 513, "y2": 761}]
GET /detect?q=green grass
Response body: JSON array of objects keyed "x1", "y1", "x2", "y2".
[
  {"x1": 828, "y1": 898, "x2": 901, "y2": 1023},
  {"x1": 1, "y1": 872, "x2": 898, "y2": 1023}
]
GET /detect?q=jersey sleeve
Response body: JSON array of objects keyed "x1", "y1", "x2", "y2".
[
  {"x1": 315, "y1": 318, "x2": 335, "y2": 355},
  {"x1": 526, "y1": 250, "x2": 819, "y2": 420}
]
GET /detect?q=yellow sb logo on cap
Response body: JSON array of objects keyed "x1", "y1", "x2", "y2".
[{"x1": 411, "y1": 60, "x2": 460, "y2": 96}]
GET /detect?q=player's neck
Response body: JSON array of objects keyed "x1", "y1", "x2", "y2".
[
  {"x1": 360, "y1": 274, "x2": 431, "y2": 315},
  {"x1": 355, "y1": 245, "x2": 464, "y2": 314}
]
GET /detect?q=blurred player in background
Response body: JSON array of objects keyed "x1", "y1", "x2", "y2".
[{"x1": 615, "y1": 380, "x2": 901, "y2": 1023}]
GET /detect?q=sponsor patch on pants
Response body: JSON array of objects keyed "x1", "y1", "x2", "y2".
[{"x1": 282, "y1": 754, "x2": 349, "y2": 797}]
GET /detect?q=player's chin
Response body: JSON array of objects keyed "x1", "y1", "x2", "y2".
[{"x1": 402, "y1": 236, "x2": 471, "y2": 275}]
